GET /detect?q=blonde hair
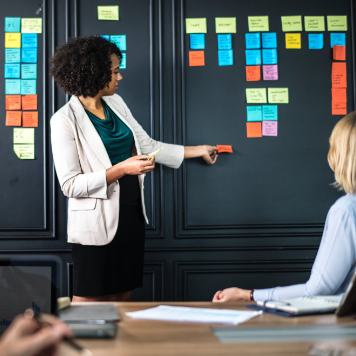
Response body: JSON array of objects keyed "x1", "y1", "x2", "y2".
[{"x1": 328, "y1": 112, "x2": 356, "y2": 194}]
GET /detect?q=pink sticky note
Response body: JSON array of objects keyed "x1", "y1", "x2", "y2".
[
  {"x1": 263, "y1": 65, "x2": 278, "y2": 80},
  {"x1": 262, "y1": 121, "x2": 278, "y2": 136}
]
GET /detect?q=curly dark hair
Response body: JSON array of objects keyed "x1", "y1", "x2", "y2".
[{"x1": 49, "y1": 35, "x2": 122, "y2": 97}]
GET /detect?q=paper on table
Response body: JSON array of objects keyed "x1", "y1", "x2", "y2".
[
  {"x1": 215, "y1": 17, "x2": 236, "y2": 33},
  {"x1": 22, "y1": 95, "x2": 37, "y2": 110},
  {"x1": 281, "y1": 16, "x2": 302, "y2": 32},
  {"x1": 216, "y1": 145, "x2": 233, "y2": 153},
  {"x1": 304, "y1": 16, "x2": 325, "y2": 31},
  {"x1": 126, "y1": 305, "x2": 262, "y2": 325},
  {"x1": 248, "y1": 16, "x2": 269, "y2": 32},
  {"x1": 6, "y1": 95, "x2": 21, "y2": 110},
  {"x1": 332, "y1": 62, "x2": 347, "y2": 88},
  {"x1": 327, "y1": 16, "x2": 347, "y2": 31},
  {"x1": 263, "y1": 65, "x2": 278, "y2": 80},
  {"x1": 189, "y1": 51, "x2": 205, "y2": 66},
  {"x1": 97, "y1": 6, "x2": 119, "y2": 20},
  {"x1": 6, "y1": 111, "x2": 21, "y2": 126},
  {"x1": 246, "y1": 65, "x2": 261, "y2": 81},
  {"x1": 285, "y1": 33, "x2": 301, "y2": 48},
  {"x1": 14, "y1": 145, "x2": 34, "y2": 159},
  {"x1": 23, "y1": 112, "x2": 38, "y2": 127},
  {"x1": 268, "y1": 88, "x2": 289, "y2": 103},
  {"x1": 246, "y1": 122, "x2": 262, "y2": 138},
  {"x1": 332, "y1": 102, "x2": 347, "y2": 115},
  {"x1": 246, "y1": 88, "x2": 267, "y2": 103},
  {"x1": 186, "y1": 18, "x2": 207, "y2": 34},
  {"x1": 21, "y1": 18, "x2": 42, "y2": 33},
  {"x1": 14, "y1": 128, "x2": 34, "y2": 144},
  {"x1": 333, "y1": 45, "x2": 346, "y2": 61},
  {"x1": 332, "y1": 88, "x2": 347, "y2": 103}
]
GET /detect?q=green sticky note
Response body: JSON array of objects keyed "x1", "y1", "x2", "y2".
[
  {"x1": 327, "y1": 16, "x2": 347, "y2": 31},
  {"x1": 14, "y1": 144, "x2": 35, "y2": 159},
  {"x1": 98, "y1": 6, "x2": 119, "y2": 20},
  {"x1": 13, "y1": 128, "x2": 34, "y2": 144},
  {"x1": 186, "y1": 18, "x2": 207, "y2": 33},
  {"x1": 246, "y1": 88, "x2": 267, "y2": 103},
  {"x1": 304, "y1": 16, "x2": 325, "y2": 31},
  {"x1": 21, "y1": 18, "x2": 42, "y2": 33},
  {"x1": 268, "y1": 88, "x2": 289, "y2": 104},
  {"x1": 248, "y1": 16, "x2": 269, "y2": 32},
  {"x1": 215, "y1": 17, "x2": 236, "y2": 33},
  {"x1": 281, "y1": 16, "x2": 302, "y2": 31}
]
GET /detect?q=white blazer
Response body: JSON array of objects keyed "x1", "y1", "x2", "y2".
[{"x1": 50, "y1": 94, "x2": 184, "y2": 246}]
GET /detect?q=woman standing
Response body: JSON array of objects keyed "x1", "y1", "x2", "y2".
[{"x1": 50, "y1": 36, "x2": 218, "y2": 302}]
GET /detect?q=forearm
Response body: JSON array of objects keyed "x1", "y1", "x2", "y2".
[
  {"x1": 184, "y1": 145, "x2": 205, "y2": 159},
  {"x1": 106, "y1": 163, "x2": 126, "y2": 185}
]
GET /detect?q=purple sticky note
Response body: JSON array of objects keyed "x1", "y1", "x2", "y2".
[
  {"x1": 262, "y1": 121, "x2": 278, "y2": 136},
  {"x1": 263, "y1": 65, "x2": 278, "y2": 80}
]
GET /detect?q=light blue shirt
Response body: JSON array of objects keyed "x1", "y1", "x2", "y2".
[{"x1": 254, "y1": 194, "x2": 356, "y2": 302}]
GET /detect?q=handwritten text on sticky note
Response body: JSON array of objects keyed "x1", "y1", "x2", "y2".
[
  {"x1": 268, "y1": 88, "x2": 289, "y2": 103},
  {"x1": 98, "y1": 6, "x2": 119, "y2": 20},
  {"x1": 248, "y1": 16, "x2": 269, "y2": 32},
  {"x1": 246, "y1": 88, "x2": 267, "y2": 103},
  {"x1": 215, "y1": 18, "x2": 236, "y2": 33},
  {"x1": 281, "y1": 16, "x2": 302, "y2": 32}
]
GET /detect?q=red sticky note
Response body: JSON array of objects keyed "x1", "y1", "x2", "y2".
[
  {"x1": 332, "y1": 88, "x2": 347, "y2": 103},
  {"x1": 22, "y1": 95, "x2": 37, "y2": 110},
  {"x1": 189, "y1": 51, "x2": 205, "y2": 66},
  {"x1": 332, "y1": 62, "x2": 347, "y2": 88},
  {"x1": 23, "y1": 111, "x2": 38, "y2": 127},
  {"x1": 6, "y1": 111, "x2": 21, "y2": 126},
  {"x1": 333, "y1": 45, "x2": 346, "y2": 61},
  {"x1": 332, "y1": 102, "x2": 347, "y2": 115},
  {"x1": 246, "y1": 65, "x2": 261, "y2": 81},
  {"x1": 216, "y1": 145, "x2": 233, "y2": 153},
  {"x1": 246, "y1": 122, "x2": 262, "y2": 138},
  {"x1": 5, "y1": 95, "x2": 21, "y2": 110}
]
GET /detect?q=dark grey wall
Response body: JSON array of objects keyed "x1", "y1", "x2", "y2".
[{"x1": 1, "y1": 0, "x2": 354, "y2": 301}]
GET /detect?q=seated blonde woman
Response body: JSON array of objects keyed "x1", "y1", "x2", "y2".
[{"x1": 213, "y1": 113, "x2": 356, "y2": 303}]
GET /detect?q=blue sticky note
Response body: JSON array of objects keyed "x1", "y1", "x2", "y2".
[
  {"x1": 4, "y1": 64, "x2": 20, "y2": 78},
  {"x1": 119, "y1": 53, "x2": 126, "y2": 69},
  {"x1": 247, "y1": 106, "x2": 262, "y2": 121},
  {"x1": 262, "y1": 33, "x2": 277, "y2": 48},
  {"x1": 218, "y1": 50, "x2": 233, "y2": 66},
  {"x1": 262, "y1": 49, "x2": 277, "y2": 64},
  {"x1": 5, "y1": 49, "x2": 21, "y2": 63},
  {"x1": 330, "y1": 33, "x2": 346, "y2": 48},
  {"x1": 218, "y1": 34, "x2": 232, "y2": 50},
  {"x1": 262, "y1": 105, "x2": 278, "y2": 120},
  {"x1": 245, "y1": 50, "x2": 261, "y2": 65},
  {"x1": 21, "y1": 64, "x2": 37, "y2": 79},
  {"x1": 110, "y1": 35, "x2": 126, "y2": 51},
  {"x1": 308, "y1": 34, "x2": 323, "y2": 49},
  {"x1": 22, "y1": 34, "x2": 38, "y2": 48},
  {"x1": 101, "y1": 35, "x2": 110, "y2": 41},
  {"x1": 22, "y1": 48, "x2": 37, "y2": 63},
  {"x1": 245, "y1": 33, "x2": 260, "y2": 49},
  {"x1": 5, "y1": 17, "x2": 21, "y2": 33},
  {"x1": 190, "y1": 34, "x2": 205, "y2": 49},
  {"x1": 21, "y1": 80, "x2": 36, "y2": 95},
  {"x1": 5, "y1": 79, "x2": 21, "y2": 94}
]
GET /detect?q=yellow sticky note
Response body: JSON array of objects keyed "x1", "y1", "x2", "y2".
[
  {"x1": 285, "y1": 33, "x2": 301, "y2": 49},
  {"x1": 13, "y1": 128, "x2": 34, "y2": 144},
  {"x1": 5, "y1": 33, "x2": 21, "y2": 48},
  {"x1": 248, "y1": 16, "x2": 269, "y2": 32},
  {"x1": 186, "y1": 18, "x2": 207, "y2": 34},
  {"x1": 281, "y1": 16, "x2": 302, "y2": 31},
  {"x1": 246, "y1": 88, "x2": 267, "y2": 104},
  {"x1": 215, "y1": 17, "x2": 236, "y2": 33},
  {"x1": 304, "y1": 16, "x2": 325, "y2": 31},
  {"x1": 14, "y1": 144, "x2": 35, "y2": 159},
  {"x1": 97, "y1": 6, "x2": 119, "y2": 20},
  {"x1": 327, "y1": 16, "x2": 347, "y2": 31},
  {"x1": 21, "y1": 18, "x2": 42, "y2": 33},
  {"x1": 268, "y1": 88, "x2": 289, "y2": 104}
]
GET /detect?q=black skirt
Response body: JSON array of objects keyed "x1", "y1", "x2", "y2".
[{"x1": 71, "y1": 175, "x2": 145, "y2": 296}]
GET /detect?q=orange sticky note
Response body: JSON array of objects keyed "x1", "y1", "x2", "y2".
[
  {"x1": 22, "y1": 111, "x2": 38, "y2": 127},
  {"x1": 332, "y1": 88, "x2": 347, "y2": 103},
  {"x1": 22, "y1": 95, "x2": 37, "y2": 110},
  {"x1": 6, "y1": 111, "x2": 21, "y2": 126},
  {"x1": 332, "y1": 102, "x2": 347, "y2": 115},
  {"x1": 216, "y1": 145, "x2": 233, "y2": 153},
  {"x1": 246, "y1": 122, "x2": 262, "y2": 138},
  {"x1": 332, "y1": 62, "x2": 347, "y2": 88},
  {"x1": 5, "y1": 95, "x2": 21, "y2": 110},
  {"x1": 246, "y1": 65, "x2": 261, "y2": 81},
  {"x1": 333, "y1": 45, "x2": 346, "y2": 61},
  {"x1": 189, "y1": 51, "x2": 205, "y2": 66}
]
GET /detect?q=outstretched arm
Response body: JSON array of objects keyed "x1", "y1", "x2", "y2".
[{"x1": 184, "y1": 145, "x2": 219, "y2": 164}]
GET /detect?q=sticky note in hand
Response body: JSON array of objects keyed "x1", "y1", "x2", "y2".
[
  {"x1": 216, "y1": 145, "x2": 233, "y2": 153},
  {"x1": 147, "y1": 148, "x2": 163, "y2": 160}
]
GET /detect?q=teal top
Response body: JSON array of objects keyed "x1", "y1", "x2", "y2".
[{"x1": 85, "y1": 99, "x2": 134, "y2": 165}]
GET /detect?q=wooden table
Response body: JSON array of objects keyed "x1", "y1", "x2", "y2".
[{"x1": 70, "y1": 302, "x2": 356, "y2": 356}]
